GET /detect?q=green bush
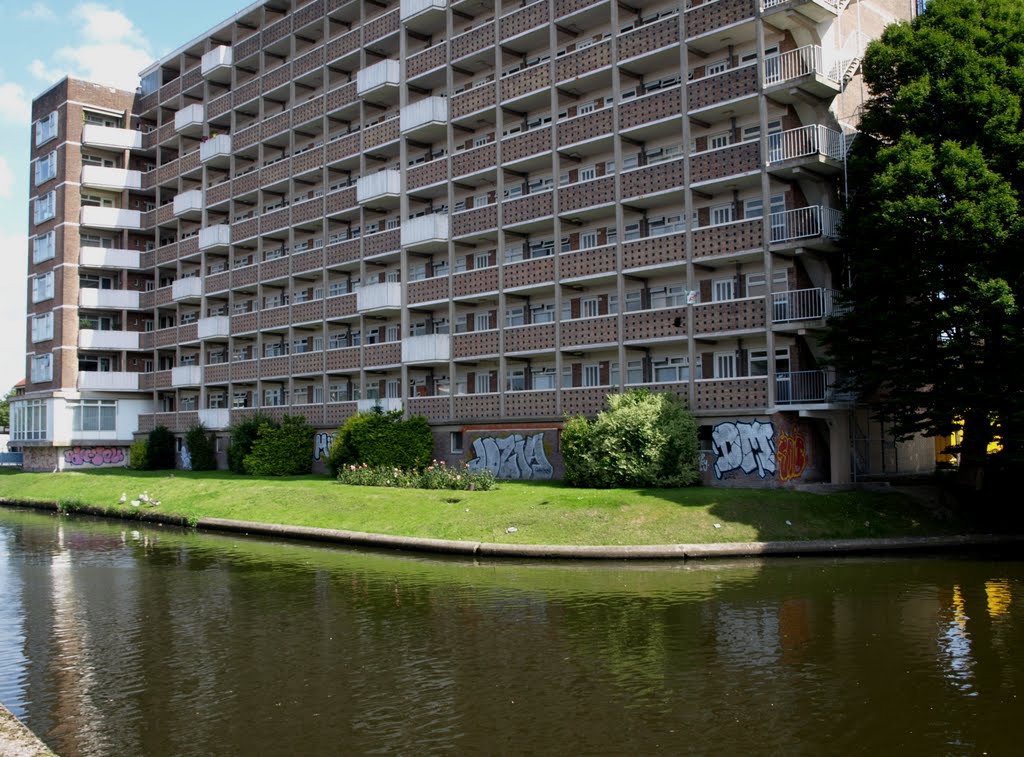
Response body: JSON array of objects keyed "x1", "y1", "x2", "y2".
[
  {"x1": 146, "y1": 425, "x2": 177, "y2": 470},
  {"x1": 562, "y1": 389, "x2": 700, "y2": 488},
  {"x1": 227, "y1": 414, "x2": 278, "y2": 473},
  {"x1": 327, "y1": 409, "x2": 433, "y2": 475},
  {"x1": 336, "y1": 461, "x2": 496, "y2": 490},
  {"x1": 243, "y1": 415, "x2": 315, "y2": 476},
  {"x1": 185, "y1": 423, "x2": 217, "y2": 471},
  {"x1": 128, "y1": 439, "x2": 148, "y2": 470}
]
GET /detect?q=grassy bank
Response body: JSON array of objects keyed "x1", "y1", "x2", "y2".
[{"x1": 0, "y1": 468, "x2": 968, "y2": 546}]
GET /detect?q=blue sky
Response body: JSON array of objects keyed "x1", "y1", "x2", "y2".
[{"x1": 0, "y1": 1, "x2": 246, "y2": 395}]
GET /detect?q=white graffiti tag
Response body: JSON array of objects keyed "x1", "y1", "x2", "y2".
[
  {"x1": 712, "y1": 421, "x2": 776, "y2": 480},
  {"x1": 314, "y1": 432, "x2": 335, "y2": 461},
  {"x1": 466, "y1": 433, "x2": 553, "y2": 480}
]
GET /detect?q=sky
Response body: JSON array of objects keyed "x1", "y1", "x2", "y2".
[{"x1": 0, "y1": 1, "x2": 246, "y2": 396}]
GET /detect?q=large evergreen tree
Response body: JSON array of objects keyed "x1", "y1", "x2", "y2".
[{"x1": 826, "y1": 0, "x2": 1024, "y2": 478}]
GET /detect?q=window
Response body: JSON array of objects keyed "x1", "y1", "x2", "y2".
[
  {"x1": 749, "y1": 348, "x2": 791, "y2": 377},
  {"x1": 474, "y1": 312, "x2": 491, "y2": 331},
  {"x1": 581, "y1": 297, "x2": 599, "y2": 318},
  {"x1": 583, "y1": 364, "x2": 601, "y2": 387},
  {"x1": 450, "y1": 431, "x2": 463, "y2": 453},
  {"x1": 714, "y1": 352, "x2": 737, "y2": 379},
  {"x1": 713, "y1": 278, "x2": 735, "y2": 302},
  {"x1": 475, "y1": 373, "x2": 492, "y2": 393},
  {"x1": 626, "y1": 359, "x2": 644, "y2": 385},
  {"x1": 81, "y1": 193, "x2": 113, "y2": 208},
  {"x1": 35, "y1": 111, "x2": 58, "y2": 146},
  {"x1": 746, "y1": 269, "x2": 789, "y2": 298},
  {"x1": 708, "y1": 132, "x2": 731, "y2": 150},
  {"x1": 31, "y1": 353, "x2": 53, "y2": 383},
  {"x1": 233, "y1": 392, "x2": 249, "y2": 409},
  {"x1": 34, "y1": 191, "x2": 56, "y2": 224},
  {"x1": 35, "y1": 151, "x2": 57, "y2": 185},
  {"x1": 580, "y1": 231, "x2": 598, "y2": 248},
  {"x1": 33, "y1": 231, "x2": 55, "y2": 263},
  {"x1": 531, "y1": 367, "x2": 557, "y2": 390},
  {"x1": 579, "y1": 166, "x2": 597, "y2": 182},
  {"x1": 710, "y1": 204, "x2": 735, "y2": 225},
  {"x1": 531, "y1": 303, "x2": 555, "y2": 323},
  {"x1": 653, "y1": 356, "x2": 691, "y2": 382},
  {"x1": 506, "y1": 307, "x2": 525, "y2": 328},
  {"x1": 71, "y1": 399, "x2": 117, "y2": 432},
  {"x1": 31, "y1": 313, "x2": 53, "y2": 342},
  {"x1": 705, "y1": 60, "x2": 729, "y2": 76},
  {"x1": 208, "y1": 393, "x2": 227, "y2": 409},
  {"x1": 474, "y1": 251, "x2": 491, "y2": 269},
  {"x1": 81, "y1": 234, "x2": 115, "y2": 249},
  {"x1": 264, "y1": 388, "x2": 285, "y2": 407},
  {"x1": 32, "y1": 272, "x2": 54, "y2": 303},
  {"x1": 507, "y1": 369, "x2": 525, "y2": 392}
]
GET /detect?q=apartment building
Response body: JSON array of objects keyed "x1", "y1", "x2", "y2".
[{"x1": 13, "y1": 0, "x2": 936, "y2": 484}]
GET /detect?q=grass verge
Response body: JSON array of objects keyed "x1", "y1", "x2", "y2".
[{"x1": 0, "y1": 468, "x2": 967, "y2": 546}]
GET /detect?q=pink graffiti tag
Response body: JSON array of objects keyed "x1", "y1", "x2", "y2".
[{"x1": 63, "y1": 447, "x2": 126, "y2": 467}]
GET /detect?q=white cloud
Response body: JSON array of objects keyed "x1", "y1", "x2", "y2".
[
  {"x1": 28, "y1": 3, "x2": 152, "y2": 91},
  {"x1": 19, "y1": 3, "x2": 56, "y2": 21},
  {"x1": 0, "y1": 157, "x2": 13, "y2": 199},
  {"x1": 0, "y1": 229, "x2": 27, "y2": 394},
  {"x1": 0, "y1": 82, "x2": 31, "y2": 125}
]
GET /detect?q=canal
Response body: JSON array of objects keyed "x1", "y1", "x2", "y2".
[{"x1": 1, "y1": 505, "x2": 1021, "y2": 756}]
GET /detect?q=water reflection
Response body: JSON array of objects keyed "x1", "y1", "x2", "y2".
[{"x1": 0, "y1": 506, "x2": 1022, "y2": 756}]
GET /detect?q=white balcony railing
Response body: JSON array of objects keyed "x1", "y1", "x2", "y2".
[
  {"x1": 357, "y1": 282, "x2": 402, "y2": 312},
  {"x1": 174, "y1": 103, "x2": 205, "y2": 133},
  {"x1": 173, "y1": 189, "x2": 204, "y2": 216},
  {"x1": 198, "y1": 408, "x2": 231, "y2": 429},
  {"x1": 401, "y1": 213, "x2": 449, "y2": 247},
  {"x1": 171, "y1": 365, "x2": 203, "y2": 387},
  {"x1": 771, "y1": 288, "x2": 838, "y2": 323},
  {"x1": 767, "y1": 125, "x2": 846, "y2": 164},
  {"x1": 81, "y1": 124, "x2": 143, "y2": 150},
  {"x1": 77, "y1": 371, "x2": 140, "y2": 391},
  {"x1": 78, "y1": 329, "x2": 140, "y2": 351},
  {"x1": 400, "y1": 96, "x2": 448, "y2": 133},
  {"x1": 762, "y1": 0, "x2": 841, "y2": 10},
  {"x1": 79, "y1": 246, "x2": 141, "y2": 270},
  {"x1": 776, "y1": 369, "x2": 836, "y2": 405},
  {"x1": 763, "y1": 45, "x2": 840, "y2": 87},
  {"x1": 402, "y1": 334, "x2": 451, "y2": 363},
  {"x1": 357, "y1": 60, "x2": 400, "y2": 96},
  {"x1": 172, "y1": 277, "x2": 203, "y2": 301},
  {"x1": 80, "y1": 207, "x2": 142, "y2": 230},
  {"x1": 200, "y1": 134, "x2": 232, "y2": 162},
  {"x1": 357, "y1": 398, "x2": 404, "y2": 413},
  {"x1": 80, "y1": 166, "x2": 142, "y2": 191},
  {"x1": 769, "y1": 206, "x2": 842, "y2": 244},
  {"x1": 201, "y1": 45, "x2": 233, "y2": 77},
  {"x1": 197, "y1": 315, "x2": 231, "y2": 340},
  {"x1": 401, "y1": 0, "x2": 447, "y2": 22},
  {"x1": 199, "y1": 224, "x2": 231, "y2": 250},
  {"x1": 356, "y1": 170, "x2": 401, "y2": 204},
  {"x1": 79, "y1": 288, "x2": 140, "y2": 310}
]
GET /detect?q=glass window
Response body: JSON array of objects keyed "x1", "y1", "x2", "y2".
[
  {"x1": 35, "y1": 151, "x2": 57, "y2": 185},
  {"x1": 583, "y1": 364, "x2": 601, "y2": 387},
  {"x1": 34, "y1": 191, "x2": 56, "y2": 224},
  {"x1": 35, "y1": 111, "x2": 57, "y2": 146},
  {"x1": 31, "y1": 313, "x2": 53, "y2": 343},
  {"x1": 475, "y1": 373, "x2": 492, "y2": 393},
  {"x1": 714, "y1": 352, "x2": 736, "y2": 379},
  {"x1": 33, "y1": 231, "x2": 55, "y2": 263},
  {"x1": 31, "y1": 353, "x2": 52, "y2": 383},
  {"x1": 710, "y1": 204, "x2": 735, "y2": 225},
  {"x1": 713, "y1": 278, "x2": 735, "y2": 302},
  {"x1": 32, "y1": 272, "x2": 54, "y2": 303}
]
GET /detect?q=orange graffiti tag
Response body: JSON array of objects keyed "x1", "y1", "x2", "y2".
[{"x1": 777, "y1": 431, "x2": 807, "y2": 481}]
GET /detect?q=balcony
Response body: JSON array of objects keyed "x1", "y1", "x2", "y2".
[
  {"x1": 172, "y1": 277, "x2": 203, "y2": 302},
  {"x1": 357, "y1": 60, "x2": 401, "y2": 103},
  {"x1": 356, "y1": 170, "x2": 401, "y2": 209},
  {"x1": 772, "y1": 288, "x2": 839, "y2": 325},
  {"x1": 198, "y1": 407, "x2": 231, "y2": 429},
  {"x1": 400, "y1": 96, "x2": 447, "y2": 139},
  {"x1": 763, "y1": 45, "x2": 842, "y2": 101},
  {"x1": 171, "y1": 365, "x2": 202, "y2": 387},
  {"x1": 197, "y1": 315, "x2": 231, "y2": 339},
  {"x1": 174, "y1": 104, "x2": 205, "y2": 136},
  {"x1": 78, "y1": 329, "x2": 140, "y2": 351},
  {"x1": 80, "y1": 166, "x2": 142, "y2": 191},
  {"x1": 81, "y1": 124, "x2": 143, "y2": 150},
  {"x1": 776, "y1": 369, "x2": 848, "y2": 407},
  {"x1": 200, "y1": 134, "x2": 232, "y2": 165},
  {"x1": 79, "y1": 246, "x2": 141, "y2": 269},
  {"x1": 201, "y1": 45, "x2": 233, "y2": 82},
  {"x1": 79, "y1": 288, "x2": 140, "y2": 310},
  {"x1": 356, "y1": 282, "x2": 402, "y2": 313},
  {"x1": 761, "y1": 0, "x2": 842, "y2": 29},
  {"x1": 357, "y1": 398, "x2": 403, "y2": 413},
  {"x1": 198, "y1": 224, "x2": 231, "y2": 250},
  {"x1": 769, "y1": 206, "x2": 842, "y2": 250},
  {"x1": 173, "y1": 189, "x2": 204, "y2": 218},
  {"x1": 77, "y1": 371, "x2": 140, "y2": 391},
  {"x1": 402, "y1": 334, "x2": 451, "y2": 364},
  {"x1": 401, "y1": 0, "x2": 446, "y2": 33},
  {"x1": 80, "y1": 207, "x2": 141, "y2": 230},
  {"x1": 401, "y1": 213, "x2": 449, "y2": 251},
  {"x1": 767, "y1": 125, "x2": 847, "y2": 177}
]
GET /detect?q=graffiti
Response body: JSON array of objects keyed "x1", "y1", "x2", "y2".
[
  {"x1": 712, "y1": 420, "x2": 777, "y2": 480},
  {"x1": 467, "y1": 433, "x2": 553, "y2": 480},
  {"x1": 63, "y1": 446, "x2": 125, "y2": 467},
  {"x1": 180, "y1": 446, "x2": 192, "y2": 471},
  {"x1": 699, "y1": 453, "x2": 710, "y2": 473},
  {"x1": 314, "y1": 432, "x2": 335, "y2": 461},
  {"x1": 777, "y1": 430, "x2": 807, "y2": 481}
]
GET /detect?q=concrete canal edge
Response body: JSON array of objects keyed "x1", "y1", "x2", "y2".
[
  {"x1": 3, "y1": 498, "x2": 1023, "y2": 560},
  {"x1": 0, "y1": 703, "x2": 56, "y2": 757}
]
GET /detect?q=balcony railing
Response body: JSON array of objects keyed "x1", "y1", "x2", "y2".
[
  {"x1": 200, "y1": 134, "x2": 232, "y2": 163},
  {"x1": 201, "y1": 45, "x2": 233, "y2": 79},
  {"x1": 357, "y1": 282, "x2": 402, "y2": 312},
  {"x1": 356, "y1": 170, "x2": 401, "y2": 205},
  {"x1": 776, "y1": 369, "x2": 837, "y2": 405},
  {"x1": 173, "y1": 189, "x2": 203, "y2": 216},
  {"x1": 401, "y1": 0, "x2": 447, "y2": 23},
  {"x1": 171, "y1": 365, "x2": 203, "y2": 387},
  {"x1": 78, "y1": 329, "x2": 140, "y2": 351},
  {"x1": 81, "y1": 125, "x2": 143, "y2": 150},
  {"x1": 198, "y1": 315, "x2": 231, "y2": 339},
  {"x1": 400, "y1": 96, "x2": 448, "y2": 134},
  {"x1": 174, "y1": 104, "x2": 205, "y2": 133},
  {"x1": 80, "y1": 207, "x2": 142, "y2": 230},
  {"x1": 80, "y1": 166, "x2": 142, "y2": 191},
  {"x1": 767, "y1": 125, "x2": 846, "y2": 164},
  {"x1": 79, "y1": 246, "x2": 141, "y2": 269},
  {"x1": 769, "y1": 206, "x2": 842, "y2": 244},
  {"x1": 357, "y1": 60, "x2": 401, "y2": 96},
  {"x1": 762, "y1": 0, "x2": 841, "y2": 9},
  {"x1": 402, "y1": 334, "x2": 451, "y2": 363},
  {"x1": 198, "y1": 224, "x2": 231, "y2": 250},
  {"x1": 77, "y1": 371, "x2": 140, "y2": 391},
  {"x1": 401, "y1": 213, "x2": 449, "y2": 248},
  {"x1": 172, "y1": 277, "x2": 203, "y2": 301},
  {"x1": 763, "y1": 45, "x2": 840, "y2": 87},
  {"x1": 198, "y1": 408, "x2": 230, "y2": 429},
  {"x1": 79, "y1": 288, "x2": 140, "y2": 310},
  {"x1": 772, "y1": 288, "x2": 838, "y2": 323},
  {"x1": 357, "y1": 398, "x2": 403, "y2": 413}
]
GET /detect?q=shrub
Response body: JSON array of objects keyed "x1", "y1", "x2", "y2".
[
  {"x1": 327, "y1": 409, "x2": 433, "y2": 475},
  {"x1": 146, "y1": 425, "x2": 177, "y2": 470},
  {"x1": 562, "y1": 389, "x2": 700, "y2": 488},
  {"x1": 336, "y1": 461, "x2": 496, "y2": 490},
  {"x1": 128, "y1": 439, "x2": 148, "y2": 470},
  {"x1": 185, "y1": 423, "x2": 217, "y2": 471},
  {"x1": 243, "y1": 415, "x2": 315, "y2": 476},
  {"x1": 227, "y1": 414, "x2": 278, "y2": 473}
]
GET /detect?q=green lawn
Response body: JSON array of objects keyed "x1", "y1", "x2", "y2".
[{"x1": 0, "y1": 468, "x2": 966, "y2": 546}]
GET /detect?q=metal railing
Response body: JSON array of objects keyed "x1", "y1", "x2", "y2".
[
  {"x1": 769, "y1": 206, "x2": 842, "y2": 244},
  {"x1": 764, "y1": 45, "x2": 841, "y2": 87},
  {"x1": 762, "y1": 0, "x2": 842, "y2": 9},
  {"x1": 772, "y1": 288, "x2": 837, "y2": 323},
  {"x1": 776, "y1": 369, "x2": 834, "y2": 405},
  {"x1": 768, "y1": 124, "x2": 846, "y2": 163}
]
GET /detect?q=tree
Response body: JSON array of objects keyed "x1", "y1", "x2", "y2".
[
  {"x1": 227, "y1": 414, "x2": 278, "y2": 473},
  {"x1": 146, "y1": 426, "x2": 177, "y2": 470},
  {"x1": 562, "y1": 389, "x2": 700, "y2": 489},
  {"x1": 243, "y1": 415, "x2": 315, "y2": 476},
  {"x1": 0, "y1": 388, "x2": 11, "y2": 429},
  {"x1": 326, "y1": 409, "x2": 433, "y2": 476},
  {"x1": 185, "y1": 423, "x2": 217, "y2": 471},
  {"x1": 826, "y1": 0, "x2": 1024, "y2": 480}
]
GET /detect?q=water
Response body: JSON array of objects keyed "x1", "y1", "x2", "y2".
[{"x1": 0, "y1": 506, "x2": 1021, "y2": 756}]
